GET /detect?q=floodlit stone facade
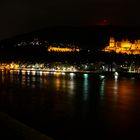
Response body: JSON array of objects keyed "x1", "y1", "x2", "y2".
[
  {"x1": 103, "y1": 37, "x2": 140, "y2": 55},
  {"x1": 48, "y1": 46, "x2": 80, "y2": 52}
]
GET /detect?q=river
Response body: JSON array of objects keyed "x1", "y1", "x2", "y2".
[{"x1": 0, "y1": 70, "x2": 140, "y2": 140}]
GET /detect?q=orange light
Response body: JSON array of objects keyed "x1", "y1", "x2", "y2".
[
  {"x1": 103, "y1": 37, "x2": 140, "y2": 55},
  {"x1": 48, "y1": 46, "x2": 80, "y2": 52}
]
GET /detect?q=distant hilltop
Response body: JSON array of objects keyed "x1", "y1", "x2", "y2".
[
  {"x1": 102, "y1": 37, "x2": 140, "y2": 55},
  {"x1": 14, "y1": 38, "x2": 80, "y2": 52}
]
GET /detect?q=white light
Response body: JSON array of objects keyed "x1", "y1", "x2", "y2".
[
  {"x1": 114, "y1": 72, "x2": 119, "y2": 76},
  {"x1": 131, "y1": 77, "x2": 135, "y2": 80},
  {"x1": 70, "y1": 73, "x2": 75, "y2": 79},
  {"x1": 32, "y1": 71, "x2": 36, "y2": 75},
  {"x1": 40, "y1": 71, "x2": 43, "y2": 76},
  {"x1": 61, "y1": 72, "x2": 65, "y2": 75},
  {"x1": 27, "y1": 71, "x2": 30, "y2": 75},
  {"x1": 21, "y1": 70, "x2": 26, "y2": 74},
  {"x1": 114, "y1": 75, "x2": 118, "y2": 80},
  {"x1": 17, "y1": 70, "x2": 20, "y2": 74},
  {"x1": 70, "y1": 73, "x2": 75, "y2": 76},
  {"x1": 100, "y1": 75, "x2": 105, "y2": 79},
  {"x1": 44, "y1": 71, "x2": 49, "y2": 74},
  {"x1": 114, "y1": 72, "x2": 119, "y2": 80},
  {"x1": 83, "y1": 74, "x2": 88, "y2": 78}
]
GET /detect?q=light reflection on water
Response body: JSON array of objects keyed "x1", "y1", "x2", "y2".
[
  {"x1": 83, "y1": 74, "x2": 88, "y2": 101},
  {"x1": 113, "y1": 78, "x2": 118, "y2": 102},
  {"x1": 0, "y1": 70, "x2": 140, "y2": 139},
  {"x1": 55, "y1": 78, "x2": 61, "y2": 91},
  {"x1": 100, "y1": 79, "x2": 105, "y2": 100},
  {"x1": 68, "y1": 79, "x2": 75, "y2": 95},
  {"x1": 21, "y1": 75, "x2": 26, "y2": 87}
]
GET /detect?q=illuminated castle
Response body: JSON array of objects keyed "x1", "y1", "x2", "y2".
[
  {"x1": 48, "y1": 46, "x2": 80, "y2": 52},
  {"x1": 103, "y1": 37, "x2": 140, "y2": 55}
]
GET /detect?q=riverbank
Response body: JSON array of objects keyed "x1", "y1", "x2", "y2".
[
  {"x1": 101, "y1": 71, "x2": 140, "y2": 79},
  {"x1": 1, "y1": 68, "x2": 140, "y2": 79}
]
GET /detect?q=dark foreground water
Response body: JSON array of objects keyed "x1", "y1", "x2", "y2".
[{"x1": 0, "y1": 70, "x2": 140, "y2": 140}]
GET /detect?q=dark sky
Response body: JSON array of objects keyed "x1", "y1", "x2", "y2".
[{"x1": 0, "y1": 0, "x2": 140, "y2": 40}]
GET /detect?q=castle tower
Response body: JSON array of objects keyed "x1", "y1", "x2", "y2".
[{"x1": 109, "y1": 37, "x2": 115, "y2": 48}]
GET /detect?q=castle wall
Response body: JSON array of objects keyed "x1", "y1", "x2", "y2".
[{"x1": 103, "y1": 37, "x2": 140, "y2": 55}]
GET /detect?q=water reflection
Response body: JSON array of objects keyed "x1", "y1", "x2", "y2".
[
  {"x1": 55, "y1": 78, "x2": 61, "y2": 91},
  {"x1": 62, "y1": 79, "x2": 66, "y2": 89},
  {"x1": 10, "y1": 71, "x2": 14, "y2": 83},
  {"x1": 27, "y1": 77, "x2": 30, "y2": 87},
  {"x1": 61, "y1": 72, "x2": 65, "y2": 75},
  {"x1": 102, "y1": 79, "x2": 119, "y2": 105},
  {"x1": 1, "y1": 70, "x2": 77, "y2": 93},
  {"x1": 68, "y1": 80, "x2": 75, "y2": 95},
  {"x1": 2, "y1": 71, "x2": 5, "y2": 83},
  {"x1": 31, "y1": 71, "x2": 36, "y2": 76},
  {"x1": 113, "y1": 78, "x2": 118, "y2": 102},
  {"x1": 36, "y1": 71, "x2": 40, "y2": 76},
  {"x1": 31, "y1": 76, "x2": 36, "y2": 88},
  {"x1": 100, "y1": 79, "x2": 105, "y2": 100},
  {"x1": 69, "y1": 72, "x2": 75, "y2": 79},
  {"x1": 21, "y1": 70, "x2": 26, "y2": 75},
  {"x1": 21, "y1": 75, "x2": 26, "y2": 87},
  {"x1": 83, "y1": 74, "x2": 89, "y2": 101},
  {"x1": 40, "y1": 71, "x2": 43, "y2": 76},
  {"x1": 0, "y1": 70, "x2": 140, "y2": 140},
  {"x1": 27, "y1": 70, "x2": 30, "y2": 75}
]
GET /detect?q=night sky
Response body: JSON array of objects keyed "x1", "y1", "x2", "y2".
[{"x1": 0, "y1": 0, "x2": 140, "y2": 40}]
